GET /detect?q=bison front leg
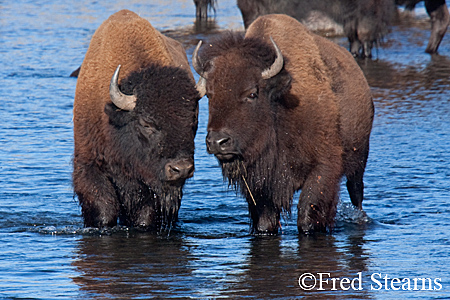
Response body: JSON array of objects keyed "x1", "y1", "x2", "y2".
[
  {"x1": 248, "y1": 203, "x2": 280, "y2": 235},
  {"x1": 297, "y1": 165, "x2": 341, "y2": 234},
  {"x1": 73, "y1": 161, "x2": 119, "y2": 228},
  {"x1": 425, "y1": 0, "x2": 450, "y2": 54}
]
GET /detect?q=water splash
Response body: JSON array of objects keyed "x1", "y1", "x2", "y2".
[{"x1": 336, "y1": 201, "x2": 371, "y2": 224}]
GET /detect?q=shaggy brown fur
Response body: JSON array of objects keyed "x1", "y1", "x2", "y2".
[
  {"x1": 73, "y1": 10, "x2": 199, "y2": 230},
  {"x1": 197, "y1": 14, "x2": 374, "y2": 234}
]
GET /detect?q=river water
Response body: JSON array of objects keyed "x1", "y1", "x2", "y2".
[{"x1": 1, "y1": 1, "x2": 449, "y2": 299}]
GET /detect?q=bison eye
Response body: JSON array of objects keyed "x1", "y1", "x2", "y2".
[
  {"x1": 245, "y1": 89, "x2": 259, "y2": 102},
  {"x1": 248, "y1": 92, "x2": 258, "y2": 99},
  {"x1": 244, "y1": 86, "x2": 259, "y2": 102}
]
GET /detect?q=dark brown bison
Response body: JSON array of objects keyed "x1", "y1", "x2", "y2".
[
  {"x1": 193, "y1": 14, "x2": 374, "y2": 234},
  {"x1": 194, "y1": 0, "x2": 217, "y2": 21},
  {"x1": 73, "y1": 10, "x2": 200, "y2": 230},
  {"x1": 237, "y1": 0, "x2": 396, "y2": 58},
  {"x1": 396, "y1": 0, "x2": 449, "y2": 53}
]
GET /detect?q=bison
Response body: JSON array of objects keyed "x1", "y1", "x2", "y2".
[
  {"x1": 237, "y1": 0, "x2": 395, "y2": 58},
  {"x1": 193, "y1": 14, "x2": 374, "y2": 234},
  {"x1": 73, "y1": 10, "x2": 200, "y2": 230},
  {"x1": 194, "y1": 0, "x2": 217, "y2": 21},
  {"x1": 396, "y1": 0, "x2": 449, "y2": 53}
]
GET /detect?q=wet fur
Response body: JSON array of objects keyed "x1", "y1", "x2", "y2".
[
  {"x1": 202, "y1": 33, "x2": 296, "y2": 232},
  {"x1": 74, "y1": 65, "x2": 199, "y2": 230},
  {"x1": 200, "y1": 15, "x2": 374, "y2": 234},
  {"x1": 73, "y1": 10, "x2": 199, "y2": 230}
]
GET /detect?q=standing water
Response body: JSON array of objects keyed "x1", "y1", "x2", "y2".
[{"x1": 1, "y1": 1, "x2": 449, "y2": 299}]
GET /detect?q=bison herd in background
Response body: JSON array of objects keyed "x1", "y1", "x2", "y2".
[
  {"x1": 72, "y1": 0, "x2": 448, "y2": 234},
  {"x1": 196, "y1": 0, "x2": 449, "y2": 57}
]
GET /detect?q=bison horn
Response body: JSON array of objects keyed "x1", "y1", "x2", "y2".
[
  {"x1": 261, "y1": 37, "x2": 284, "y2": 79},
  {"x1": 192, "y1": 40, "x2": 207, "y2": 79},
  {"x1": 192, "y1": 40, "x2": 207, "y2": 98},
  {"x1": 109, "y1": 65, "x2": 137, "y2": 111},
  {"x1": 196, "y1": 76, "x2": 207, "y2": 98}
]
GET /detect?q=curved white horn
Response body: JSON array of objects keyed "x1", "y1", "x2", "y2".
[
  {"x1": 192, "y1": 40, "x2": 208, "y2": 79},
  {"x1": 196, "y1": 76, "x2": 207, "y2": 98},
  {"x1": 192, "y1": 40, "x2": 208, "y2": 97},
  {"x1": 109, "y1": 65, "x2": 137, "y2": 111},
  {"x1": 261, "y1": 37, "x2": 284, "y2": 79}
]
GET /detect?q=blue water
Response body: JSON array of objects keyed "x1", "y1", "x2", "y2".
[{"x1": 1, "y1": 1, "x2": 450, "y2": 299}]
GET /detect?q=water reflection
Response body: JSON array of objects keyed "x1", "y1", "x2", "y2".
[
  {"x1": 227, "y1": 229, "x2": 371, "y2": 299},
  {"x1": 421, "y1": 54, "x2": 450, "y2": 86},
  {"x1": 72, "y1": 233, "x2": 194, "y2": 298},
  {"x1": 358, "y1": 54, "x2": 450, "y2": 91},
  {"x1": 357, "y1": 54, "x2": 450, "y2": 123},
  {"x1": 193, "y1": 18, "x2": 220, "y2": 33},
  {"x1": 72, "y1": 226, "x2": 372, "y2": 298}
]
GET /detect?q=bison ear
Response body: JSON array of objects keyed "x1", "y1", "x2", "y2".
[{"x1": 266, "y1": 70, "x2": 296, "y2": 108}]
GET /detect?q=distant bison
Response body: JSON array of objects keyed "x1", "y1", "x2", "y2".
[
  {"x1": 237, "y1": 0, "x2": 395, "y2": 58},
  {"x1": 194, "y1": 0, "x2": 216, "y2": 21},
  {"x1": 193, "y1": 14, "x2": 374, "y2": 234},
  {"x1": 396, "y1": 0, "x2": 449, "y2": 53},
  {"x1": 73, "y1": 10, "x2": 200, "y2": 230}
]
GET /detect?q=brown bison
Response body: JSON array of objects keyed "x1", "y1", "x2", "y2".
[
  {"x1": 237, "y1": 0, "x2": 395, "y2": 58},
  {"x1": 193, "y1": 14, "x2": 374, "y2": 234},
  {"x1": 73, "y1": 10, "x2": 200, "y2": 230}
]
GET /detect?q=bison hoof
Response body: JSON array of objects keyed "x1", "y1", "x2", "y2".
[
  {"x1": 297, "y1": 203, "x2": 330, "y2": 234},
  {"x1": 253, "y1": 214, "x2": 280, "y2": 235}
]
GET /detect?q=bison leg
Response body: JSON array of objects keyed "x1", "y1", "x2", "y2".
[
  {"x1": 73, "y1": 161, "x2": 119, "y2": 228},
  {"x1": 249, "y1": 203, "x2": 280, "y2": 235},
  {"x1": 119, "y1": 203, "x2": 157, "y2": 230},
  {"x1": 129, "y1": 197, "x2": 159, "y2": 230},
  {"x1": 346, "y1": 170, "x2": 365, "y2": 210},
  {"x1": 345, "y1": 20, "x2": 363, "y2": 58},
  {"x1": 425, "y1": 0, "x2": 450, "y2": 54},
  {"x1": 297, "y1": 166, "x2": 341, "y2": 234},
  {"x1": 345, "y1": 143, "x2": 369, "y2": 210},
  {"x1": 134, "y1": 205, "x2": 157, "y2": 229}
]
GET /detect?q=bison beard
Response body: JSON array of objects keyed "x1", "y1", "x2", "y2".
[
  {"x1": 75, "y1": 158, "x2": 186, "y2": 232},
  {"x1": 217, "y1": 124, "x2": 337, "y2": 235},
  {"x1": 220, "y1": 151, "x2": 297, "y2": 234},
  {"x1": 112, "y1": 180, "x2": 183, "y2": 230}
]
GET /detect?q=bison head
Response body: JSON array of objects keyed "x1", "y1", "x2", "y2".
[
  {"x1": 104, "y1": 65, "x2": 199, "y2": 228},
  {"x1": 193, "y1": 33, "x2": 294, "y2": 234},
  {"x1": 193, "y1": 34, "x2": 291, "y2": 163}
]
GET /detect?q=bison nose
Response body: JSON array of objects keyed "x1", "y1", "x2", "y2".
[
  {"x1": 206, "y1": 131, "x2": 238, "y2": 159},
  {"x1": 164, "y1": 158, "x2": 194, "y2": 182}
]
